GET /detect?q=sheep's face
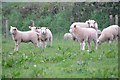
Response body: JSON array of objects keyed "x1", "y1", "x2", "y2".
[
  {"x1": 36, "y1": 27, "x2": 41, "y2": 33},
  {"x1": 10, "y1": 26, "x2": 17, "y2": 35},
  {"x1": 97, "y1": 39, "x2": 101, "y2": 45},
  {"x1": 41, "y1": 27, "x2": 47, "y2": 35},
  {"x1": 69, "y1": 25, "x2": 77, "y2": 35},
  {"x1": 86, "y1": 20, "x2": 96, "y2": 29}
]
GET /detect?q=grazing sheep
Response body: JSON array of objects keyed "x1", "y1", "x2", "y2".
[
  {"x1": 36, "y1": 27, "x2": 53, "y2": 48},
  {"x1": 109, "y1": 25, "x2": 120, "y2": 40},
  {"x1": 69, "y1": 25, "x2": 98, "y2": 51},
  {"x1": 10, "y1": 26, "x2": 39, "y2": 51},
  {"x1": 64, "y1": 33, "x2": 73, "y2": 40},
  {"x1": 97, "y1": 30, "x2": 102, "y2": 37},
  {"x1": 85, "y1": 19, "x2": 98, "y2": 30},
  {"x1": 97, "y1": 25, "x2": 120, "y2": 44}
]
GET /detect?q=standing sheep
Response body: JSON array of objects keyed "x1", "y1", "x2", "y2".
[
  {"x1": 70, "y1": 20, "x2": 98, "y2": 42},
  {"x1": 97, "y1": 25, "x2": 120, "y2": 44},
  {"x1": 10, "y1": 26, "x2": 39, "y2": 51},
  {"x1": 36, "y1": 27, "x2": 53, "y2": 48},
  {"x1": 69, "y1": 25, "x2": 98, "y2": 51}
]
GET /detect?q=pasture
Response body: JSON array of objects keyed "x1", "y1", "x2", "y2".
[{"x1": 2, "y1": 34, "x2": 118, "y2": 78}]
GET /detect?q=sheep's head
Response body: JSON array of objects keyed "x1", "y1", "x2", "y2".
[
  {"x1": 10, "y1": 26, "x2": 17, "y2": 35},
  {"x1": 86, "y1": 20, "x2": 98, "y2": 30},
  {"x1": 41, "y1": 27, "x2": 48, "y2": 35},
  {"x1": 69, "y1": 25, "x2": 77, "y2": 32},
  {"x1": 97, "y1": 39, "x2": 102, "y2": 45},
  {"x1": 69, "y1": 25, "x2": 78, "y2": 37},
  {"x1": 29, "y1": 26, "x2": 37, "y2": 31}
]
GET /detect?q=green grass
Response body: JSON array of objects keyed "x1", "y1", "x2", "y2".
[{"x1": 2, "y1": 35, "x2": 118, "y2": 78}]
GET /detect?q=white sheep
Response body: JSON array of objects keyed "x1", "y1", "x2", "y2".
[
  {"x1": 36, "y1": 27, "x2": 53, "y2": 48},
  {"x1": 97, "y1": 25, "x2": 120, "y2": 44},
  {"x1": 70, "y1": 22, "x2": 89, "y2": 29},
  {"x1": 85, "y1": 19, "x2": 98, "y2": 30},
  {"x1": 64, "y1": 33, "x2": 73, "y2": 40},
  {"x1": 28, "y1": 26, "x2": 37, "y2": 31},
  {"x1": 97, "y1": 30, "x2": 102, "y2": 37},
  {"x1": 109, "y1": 25, "x2": 120, "y2": 40},
  {"x1": 69, "y1": 25, "x2": 98, "y2": 51},
  {"x1": 10, "y1": 26, "x2": 39, "y2": 51}
]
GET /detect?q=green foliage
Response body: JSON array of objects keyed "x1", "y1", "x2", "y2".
[
  {"x1": 90, "y1": 10, "x2": 109, "y2": 30},
  {"x1": 2, "y1": 36, "x2": 118, "y2": 78},
  {"x1": 1, "y1": 2, "x2": 119, "y2": 78},
  {"x1": 2, "y1": 2, "x2": 119, "y2": 33}
]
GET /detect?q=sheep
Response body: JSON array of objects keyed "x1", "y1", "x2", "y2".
[
  {"x1": 70, "y1": 22, "x2": 89, "y2": 29},
  {"x1": 69, "y1": 25, "x2": 98, "y2": 51},
  {"x1": 97, "y1": 25, "x2": 120, "y2": 44},
  {"x1": 109, "y1": 25, "x2": 120, "y2": 40},
  {"x1": 28, "y1": 26, "x2": 37, "y2": 31},
  {"x1": 64, "y1": 33, "x2": 73, "y2": 40},
  {"x1": 97, "y1": 30, "x2": 102, "y2": 37},
  {"x1": 70, "y1": 20, "x2": 98, "y2": 41},
  {"x1": 36, "y1": 27, "x2": 53, "y2": 48},
  {"x1": 10, "y1": 26, "x2": 39, "y2": 51},
  {"x1": 85, "y1": 19, "x2": 98, "y2": 30}
]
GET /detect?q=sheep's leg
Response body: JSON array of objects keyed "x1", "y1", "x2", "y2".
[
  {"x1": 88, "y1": 40, "x2": 91, "y2": 51},
  {"x1": 42, "y1": 41, "x2": 46, "y2": 48},
  {"x1": 38, "y1": 41, "x2": 42, "y2": 47},
  {"x1": 80, "y1": 41, "x2": 85, "y2": 50},
  {"x1": 14, "y1": 40, "x2": 19, "y2": 51},
  {"x1": 93, "y1": 39, "x2": 98, "y2": 50},
  {"x1": 45, "y1": 42, "x2": 47, "y2": 48},
  {"x1": 49, "y1": 37, "x2": 52, "y2": 47},
  {"x1": 108, "y1": 40, "x2": 111, "y2": 44}
]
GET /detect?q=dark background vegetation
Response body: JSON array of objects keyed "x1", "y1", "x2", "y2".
[{"x1": 2, "y1": 2, "x2": 120, "y2": 35}]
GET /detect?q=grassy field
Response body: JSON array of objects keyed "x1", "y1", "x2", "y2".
[{"x1": 2, "y1": 34, "x2": 118, "y2": 78}]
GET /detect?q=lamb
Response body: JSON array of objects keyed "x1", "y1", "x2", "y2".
[
  {"x1": 69, "y1": 25, "x2": 98, "y2": 51},
  {"x1": 64, "y1": 33, "x2": 73, "y2": 40},
  {"x1": 10, "y1": 26, "x2": 39, "y2": 51},
  {"x1": 36, "y1": 27, "x2": 53, "y2": 48},
  {"x1": 97, "y1": 25, "x2": 120, "y2": 44},
  {"x1": 85, "y1": 19, "x2": 98, "y2": 30}
]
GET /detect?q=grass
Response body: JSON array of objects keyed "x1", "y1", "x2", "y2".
[{"x1": 2, "y1": 35, "x2": 118, "y2": 78}]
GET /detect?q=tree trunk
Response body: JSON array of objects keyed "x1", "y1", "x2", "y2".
[{"x1": 109, "y1": 15, "x2": 114, "y2": 25}]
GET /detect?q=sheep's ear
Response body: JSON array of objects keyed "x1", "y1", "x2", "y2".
[
  {"x1": 10, "y1": 26, "x2": 13, "y2": 28},
  {"x1": 94, "y1": 21, "x2": 96, "y2": 24},
  {"x1": 74, "y1": 25, "x2": 76, "y2": 28},
  {"x1": 29, "y1": 26, "x2": 31, "y2": 29},
  {"x1": 46, "y1": 27, "x2": 48, "y2": 29}
]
